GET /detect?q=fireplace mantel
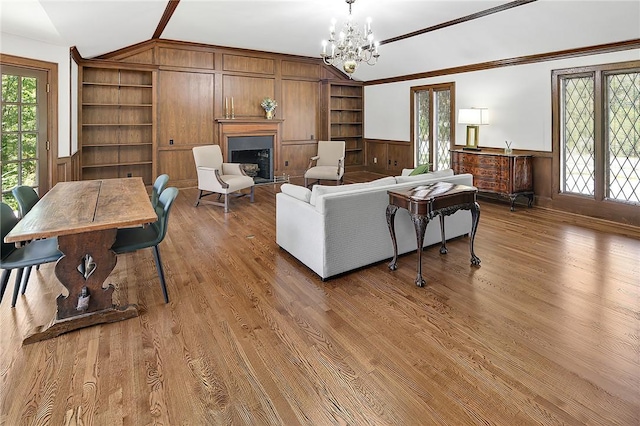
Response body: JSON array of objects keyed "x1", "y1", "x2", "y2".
[{"x1": 216, "y1": 118, "x2": 284, "y2": 167}]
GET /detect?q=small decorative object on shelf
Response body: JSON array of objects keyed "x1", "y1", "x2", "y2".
[
  {"x1": 505, "y1": 140, "x2": 513, "y2": 155},
  {"x1": 261, "y1": 97, "x2": 277, "y2": 119}
]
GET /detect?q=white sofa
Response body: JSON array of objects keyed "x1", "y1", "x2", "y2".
[{"x1": 276, "y1": 169, "x2": 476, "y2": 279}]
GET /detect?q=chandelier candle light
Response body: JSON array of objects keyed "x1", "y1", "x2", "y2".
[
  {"x1": 261, "y1": 97, "x2": 277, "y2": 119},
  {"x1": 321, "y1": 0, "x2": 380, "y2": 77}
]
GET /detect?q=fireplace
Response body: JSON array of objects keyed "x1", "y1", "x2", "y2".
[
  {"x1": 216, "y1": 118, "x2": 284, "y2": 185},
  {"x1": 228, "y1": 136, "x2": 273, "y2": 184}
]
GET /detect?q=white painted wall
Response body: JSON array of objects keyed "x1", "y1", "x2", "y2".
[
  {"x1": 1, "y1": 32, "x2": 76, "y2": 157},
  {"x1": 364, "y1": 49, "x2": 640, "y2": 153}
]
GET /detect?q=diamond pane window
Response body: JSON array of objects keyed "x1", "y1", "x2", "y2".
[
  {"x1": 434, "y1": 90, "x2": 451, "y2": 171},
  {"x1": 416, "y1": 90, "x2": 430, "y2": 166},
  {"x1": 561, "y1": 76, "x2": 595, "y2": 196},
  {"x1": 413, "y1": 84, "x2": 453, "y2": 171},
  {"x1": 606, "y1": 72, "x2": 639, "y2": 203}
]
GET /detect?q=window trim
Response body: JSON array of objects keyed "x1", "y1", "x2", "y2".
[
  {"x1": 551, "y1": 59, "x2": 640, "y2": 219},
  {"x1": 1, "y1": 53, "x2": 58, "y2": 193},
  {"x1": 410, "y1": 82, "x2": 456, "y2": 169}
]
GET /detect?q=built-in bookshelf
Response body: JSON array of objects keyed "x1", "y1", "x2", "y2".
[
  {"x1": 80, "y1": 65, "x2": 156, "y2": 185},
  {"x1": 324, "y1": 81, "x2": 363, "y2": 168}
]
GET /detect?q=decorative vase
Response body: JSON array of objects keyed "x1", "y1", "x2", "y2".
[{"x1": 265, "y1": 110, "x2": 273, "y2": 119}]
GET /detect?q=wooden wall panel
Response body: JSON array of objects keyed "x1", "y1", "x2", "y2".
[
  {"x1": 157, "y1": 148, "x2": 197, "y2": 187},
  {"x1": 56, "y1": 158, "x2": 70, "y2": 185},
  {"x1": 281, "y1": 60, "x2": 320, "y2": 79},
  {"x1": 157, "y1": 70, "x2": 214, "y2": 146},
  {"x1": 387, "y1": 143, "x2": 412, "y2": 174},
  {"x1": 158, "y1": 48, "x2": 214, "y2": 69},
  {"x1": 364, "y1": 139, "x2": 412, "y2": 174},
  {"x1": 281, "y1": 80, "x2": 318, "y2": 142},
  {"x1": 533, "y1": 155, "x2": 552, "y2": 200},
  {"x1": 118, "y1": 49, "x2": 154, "y2": 64},
  {"x1": 222, "y1": 75, "x2": 275, "y2": 117},
  {"x1": 365, "y1": 140, "x2": 388, "y2": 173},
  {"x1": 281, "y1": 142, "x2": 317, "y2": 176},
  {"x1": 222, "y1": 54, "x2": 274, "y2": 74}
]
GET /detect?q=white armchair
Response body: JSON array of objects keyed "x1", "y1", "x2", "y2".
[
  {"x1": 192, "y1": 145, "x2": 255, "y2": 213},
  {"x1": 304, "y1": 140, "x2": 346, "y2": 187}
]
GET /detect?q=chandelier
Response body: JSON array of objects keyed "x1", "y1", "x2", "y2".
[{"x1": 320, "y1": 0, "x2": 380, "y2": 77}]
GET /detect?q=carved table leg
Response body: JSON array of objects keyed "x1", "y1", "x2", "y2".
[
  {"x1": 386, "y1": 204, "x2": 399, "y2": 271},
  {"x1": 410, "y1": 213, "x2": 430, "y2": 287},
  {"x1": 469, "y1": 202, "x2": 481, "y2": 266},
  {"x1": 438, "y1": 214, "x2": 448, "y2": 254},
  {"x1": 23, "y1": 229, "x2": 138, "y2": 345},
  {"x1": 509, "y1": 195, "x2": 517, "y2": 211}
]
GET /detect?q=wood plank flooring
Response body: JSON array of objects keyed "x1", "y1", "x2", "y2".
[{"x1": 1, "y1": 173, "x2": 639, "y2": 425}]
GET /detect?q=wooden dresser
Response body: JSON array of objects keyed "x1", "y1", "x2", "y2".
[{"x1": 450, "y1": 149, "x2": 534, "y2": 210}]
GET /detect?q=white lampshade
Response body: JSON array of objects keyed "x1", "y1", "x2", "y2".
[{"x1": 458, "y1": 108, "x2": 489, "y2": 125}]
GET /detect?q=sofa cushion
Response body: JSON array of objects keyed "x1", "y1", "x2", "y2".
[
  {"x1": 281, "y1": 183, "x2": 312, "y2": 203},
  {"x1": 409, "y1": 163, "x2": 430, "y2": 175},
  {"x1": 309, "y1": 176, "x2": 397, "y2": 206},
  {"x1": 396, "y1": 168, "x2": 454, "y2": 183}
]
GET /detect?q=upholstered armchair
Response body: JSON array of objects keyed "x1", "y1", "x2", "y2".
[
  {"x1": 192, "y1": 145, "x2": 255, "y2": 213},
  {"x1": 304, "y1": 140, "x2": 346, "y2": 187}
]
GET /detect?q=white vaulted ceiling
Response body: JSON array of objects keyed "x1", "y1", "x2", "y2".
[{"x1": 1, "y1": 0, "x2": 639, "y2": 81}]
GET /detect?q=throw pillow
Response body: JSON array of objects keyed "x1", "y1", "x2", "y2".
[
  {"x1": 395, "y1": 168, "x2": 454, "y2": 184},
  {"x1": 280, "y1": 183, "x2": 312, "y2": 203},
  {"x1": 409, "y1": 164, "x2": 430, "y2": 175}
]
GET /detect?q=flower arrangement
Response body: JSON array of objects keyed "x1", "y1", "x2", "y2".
[{"x1": 261, "y1": 97, "x2": 277, "y2": 112}]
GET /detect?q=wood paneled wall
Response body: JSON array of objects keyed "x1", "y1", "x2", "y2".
[
  {"x1": 86, "y1": 40, "x2": 348, "y2": 187},
  {"x1": 55, "y1": 152, "x2": 81, "y2": 185},
  {"x1": 364, "y1": 139, "x2": 413, "y2": 175}
]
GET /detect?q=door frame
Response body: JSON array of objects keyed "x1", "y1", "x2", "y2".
[{"x1": 1, "y1": 53, "x2": 58, "y2": 194}]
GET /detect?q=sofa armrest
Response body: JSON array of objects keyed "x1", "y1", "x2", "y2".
[{"x1": 276, "y1": 192, "x2": 326, "y2": 277}]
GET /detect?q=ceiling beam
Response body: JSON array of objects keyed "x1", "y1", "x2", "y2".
[
  {"x1": 380, "y1": 0, "x2": 538, "y2": 46},
  {"x1": 152, "y1": 0, "x2": 181, "y2": 39}
]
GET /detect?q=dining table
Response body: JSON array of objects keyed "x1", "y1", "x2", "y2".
[{"x1": 4, "y1": 177, "x2": 158, "y2": 345}]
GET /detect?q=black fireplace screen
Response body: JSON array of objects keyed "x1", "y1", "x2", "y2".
[{"x1": 228, "y1": 136, "x2": 273, "y2": 184}]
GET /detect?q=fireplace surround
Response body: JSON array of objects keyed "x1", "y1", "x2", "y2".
[{"x1": 228, "y1": 136, "x2": 273, "y2": 184}]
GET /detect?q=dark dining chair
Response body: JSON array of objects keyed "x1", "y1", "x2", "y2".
[
  {"x1": 12, "y1": 185, "x2": 39, "y2": 218},
  {"x1": 111, "y1": 187, "x2": 179, "y2": 304},
  {"x1": 151, "y1": 174, "x2": 169, "y2": 209},
  {"x1": 0, "y1": 203, "x2": 62, "y2": 307},
  {"x1": 11, "y1": 185, "x2": 42, "y2": 291}
]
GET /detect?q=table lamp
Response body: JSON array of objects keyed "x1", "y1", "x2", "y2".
[{"x1": 458, "y1": 108, "x2": 489, "y2": 150}]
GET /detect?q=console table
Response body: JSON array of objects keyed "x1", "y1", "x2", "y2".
[
  {"x1": 386, "y1": 182, "x2": 481, "y2": 287},
  {"x1": 451, "y1": 149, "x2": 533, "y2": 211}
]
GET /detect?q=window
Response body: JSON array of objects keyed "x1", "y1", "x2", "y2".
[
  {"x1": 411, "y1": 83, "x2": 455, "y2": 171},
  {"x1": 1, "y1": 64, "x2": 49, "y2": 210},
  {"x1": 553, "y1": 61, "x2": 639, "y2": 217}
]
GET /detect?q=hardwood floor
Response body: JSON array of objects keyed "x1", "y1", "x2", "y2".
[{"x1": 1, "y1": 173, "x2": 639, "y2": 425}]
